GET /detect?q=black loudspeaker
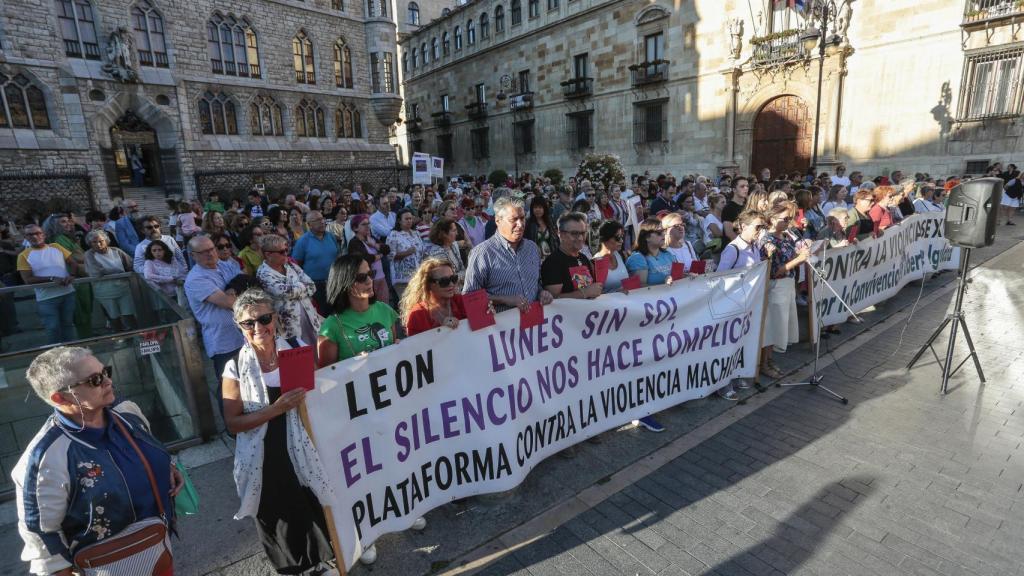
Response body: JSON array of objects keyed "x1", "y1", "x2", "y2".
[{"x1": 944, "y1": 177, "x2": 1001, "y2": 248}]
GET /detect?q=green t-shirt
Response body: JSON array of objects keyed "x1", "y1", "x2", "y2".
[
  {"x1": 319, "y1": 302, "x2": 399, "y2": 361},
  {"x1": 203, "y1": 201, "x2": 225, "y2": 214}
]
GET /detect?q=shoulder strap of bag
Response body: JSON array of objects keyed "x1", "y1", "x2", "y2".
[
  {"x1": 286, "y1": 337, "x2": 300, "y2": 349},
  {"x1": 111, "y1": 414, "x2": 166, "y2": 520}
]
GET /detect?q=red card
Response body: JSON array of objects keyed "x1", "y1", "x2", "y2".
[
  {"x1": 688, "y1": 260, "x2": 707, "y2": 274},
  {"x1": 279, "y1": 345, "x2": 315, "y2": 393},
  {"x1": 671, "y1": 262, "x2": 685, "y2": 280},
  {"x1": 593, "y1": 258, "x2": 610, "y2": 284},
  {"x1": 569, "y1": 265, "x2": 593, "y2": 290},
  {"x1": 463, "y1": 289, "x2": 495, "y2": 331},
  {"x1": 621, "y1": 275, "x2": 642, "y2": 291},
  {"x1": 520, "y1": 302, "x2": 544, "y2": 329}
]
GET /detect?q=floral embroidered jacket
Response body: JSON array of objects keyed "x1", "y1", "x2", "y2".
[{"x1": 12, "y1": 401, "x2": 173, "y2": 575}]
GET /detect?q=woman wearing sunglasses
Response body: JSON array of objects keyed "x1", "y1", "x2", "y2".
[
  {"x1": 221, "y1": 289, "x2": 338, "y2": 576},
  {"x1": 400, "y1": 258, "x2": 467, "y2": 337},
  {"x1": 14, "y1": 346, "x2": 183, "y2": 576},
  {"x1": 760, "y1": 203, "x2": 811, "y2": 380},
  {"x1": 318, "y1": 254, "x2": 400, "y2": 367}
]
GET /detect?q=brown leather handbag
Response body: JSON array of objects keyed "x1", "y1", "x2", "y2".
[{"x1": 72, "y1": 415, "x2": 173, "y2": 576}]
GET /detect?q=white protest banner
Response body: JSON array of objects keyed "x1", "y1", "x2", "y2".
[
  {"x1": 430, "y1": 156, "x2": 444, "y2": 178},
  {"x1": 811, "y1": 212, "x2": 959, "y2": 327},
  {"x1": 412, "y1": 152, "x2": 431, "y2": 185},
  {"x1": 305, "y1": 263, "x2": 769, "y2": 569}
]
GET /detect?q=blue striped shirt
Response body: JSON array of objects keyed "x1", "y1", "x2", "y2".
[{"x1": 463, "y1": 233, "x2": 542, "y2": 311}]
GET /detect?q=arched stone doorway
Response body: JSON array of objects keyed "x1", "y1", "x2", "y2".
[
  {"x1": 750, "y1": 95, "x2": 812, "y2": 179},
  {"x1": 110, "y1": 110, "x2": 162, "y2": 189}
]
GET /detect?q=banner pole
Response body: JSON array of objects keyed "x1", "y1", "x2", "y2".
[
  {"x1": 299, "y1": 401, "x2": 348, "y2": 576},
  {"x1": 754, "y1": 261, "x2": 770, "y2": 383}
]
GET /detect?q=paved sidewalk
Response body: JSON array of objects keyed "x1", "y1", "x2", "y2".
[{"x1": 456, "y1": 242, "x2": 1024, "y2": 576}]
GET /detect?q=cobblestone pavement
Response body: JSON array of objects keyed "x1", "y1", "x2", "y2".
[{"x1": 458, "y1": 242, "x2": 1024, "y2": 576}]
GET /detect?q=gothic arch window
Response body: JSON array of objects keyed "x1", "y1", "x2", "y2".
[
  {"x1": 131, "y1": 0, "x2": 168, "y2": 67},
  {"x1": 467, "y1": 19, "x2": 476, "y2": 45},
  {"x1": 249, "y1": 95, "x2": 283, "y2": 136},
  {"x1": 480, "y1": 12, "x2": 489, "y2": 39},
  {"x1": 454, "y1": 26, "x2": 462, "y2": 51},
  {"x1": 431, "y1": 37, "x2": 439, "y2": 60},
  {"x1": 198, "y1": 91, "x2": 238, "y2": 135},
  {"x1": 293, "y1": 30, "x2": 315, "y2": 84},
  {"x1": 494, "y1": 5, "x2": 505, "y2": 32},
  {"x1": 510, "y1": 0, "x2": 521, "y2": 26},
  {"x1": 408, "y1": 2, "x2": 420, "y2": 25},
  {"x1": 207, "y1": 14, "x2": 261, "y2": 78},
  {"x1": 421, "y1": 43, "x2": 428, "y2": 65},
  {"x1": 411, "y1": 45, "x2": 418, "y2": 67},
  {"x1": 296, "y1": 98, "x2": 325, "y2": 137},
  {"x1": 334, "y1": 39, "x2": 353, "y2": 88},
  {"x1": 367, "y1": 0, "x2": 387, "y2": 18},
  {"x1": 335, "y1": 103, "x2": 363, "y2": 138},
  {"x1": 528, "y1": 0, "x2": 538, "y2": 19},
  {"x1": 57, "y1": 0, "x2": 101, "y2": 60},
  {"x1": 331, "y1": 0, "x2": 343, "y2": 9},
  {"x1": 442, "y1": 31, "x2": 450, "y2": 56},
  {"x1": 403, "y1": 51, "x2": 409, "y2": 73},
  {"x1": 442, "y1": 7, "x2": 450, "y2": 16},
  {"x1": 0, "y1": 73, "x2": 51, "y2": 130}
]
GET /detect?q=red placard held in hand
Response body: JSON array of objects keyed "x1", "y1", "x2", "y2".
[
  {"x1": 593, "y1": 258, "x2": 610, "y2": 284},
  {"x1": 569, "y1": 265, "x2": 593, "y2": 290},
  {"x1": 520, "y1": 302, "x2": 544, "y2": 329},
  {"x1": 688, "y1": 260, "x2": 707, "y2": 274},
  {"x1": 279, "y1": 345, "x2": 316, "y2": 393},
  {"x1": 621, "y1": 275, "x2": 642, "y2": 291},
  {"x1": 463, "y1": 289, "x2": 496, "y2": 331},
  {"x1": 670, "y1": 262, "x2": 685, "y2": 280}
]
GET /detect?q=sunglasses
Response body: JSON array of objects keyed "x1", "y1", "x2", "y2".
[
  {"x1": 613, "y1": 235, "x2": 625, "y2": 242},
  {"x1": 216, "y1": 244, "x2": 232, "y2": 249},
  {"x1": 238, "y1": 313, "x2": 274, "y2": 330},
  {"x1": 144, "y1": 225, "x2": 160, "y2": 230},
  {"x1": 355, "y1": 272, "x2": 373, "y2": 283},
  {"x1": 71, "y1": 366, "x2": 112, "y2": 390},
  {"x1": 430, "y1": 274, "x2": 459, "y2": 288}
]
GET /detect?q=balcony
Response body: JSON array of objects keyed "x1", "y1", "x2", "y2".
[
  {"x1": 406, "y1": 116, "x2": 423, "y2": 133},
  {"x1": 629, "y1": 60, "x2": 669, "y2": 87},
  {"x1": 431, "y1": 110, "x2": 452, "y2": 127},
  {"x1": 466, "y1": 101, "x2": 489, "y2": 120},
  {"x1": 964, "y1": 0, "x2": 1024, "y2": 25},
  {"x1": 751, "y1": 31, "x2": 806, "y2": 66},
  {"x1": 510, "y1": 92, "x2": 534, "y2": 111},
  {"x1": 561, "y1": 77, "x2": 593, "y2": 99}
]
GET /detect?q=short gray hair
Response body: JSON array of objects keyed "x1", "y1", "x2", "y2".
[
  {"x1": 85, "y1": 229, "x2": 109, "y2": 245},
  {"x1": 259, "y1": 234, "x2": 288, "y2": 252},
  {"x1": 232, "y1": 288, "x2": 275, "y2": 322},
  {"x1": 493, "y1": 196, "x2": 525, "y2": 219},
  {"x1": 27, "y1": 346, "x2": 93, "y2": 405},
  {"x1": 859, "y1": 182, "x2": 877, "y2": 192},
  {"x1": 557, "y1": 211, "x2": 587, "y2": 231}
]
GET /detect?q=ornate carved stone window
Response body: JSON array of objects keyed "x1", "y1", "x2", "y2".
[
  {"x1": 295, "y1": 98, "x2": 326, "y2": 137},
  {"x1": 131, "y1": 1, "x2": 168, "y2": 67},
  {"x1": 408, "y1": 2, "x2": 420, "y2": 25},
  {"x1": 480, "y1": 13, "x2": 490, "y2": 39},
  {"x1": 334, "y1": 39, "x2": 353, "y2": 88},
  {"x1": 495, "y1": 5, "x2": 505, "y2": 32},
  {"x1": 511, "y1": 0, "x2": 521, "y2": 25},
  {"x1": 467, "y1": 20, "x2": 476, "y2": 45},
  {"x1": 335, "y1": 103, "x2": 363, "y2": 138},
  {"x1": 57, "y1": 0, "x2": 101, "y2": 60},
  {"x1": 0, "y1": 73, "x2": 50, "y2": 130},
  {"x1": 198, "y1": 91, "x2": 238, "y2": 135},
  {"x1": 249, "y1": 95, "x2": 283, "y2": 136},
  {"x1": 293, "y1": 31, "x2": 315, "y2": 84}
]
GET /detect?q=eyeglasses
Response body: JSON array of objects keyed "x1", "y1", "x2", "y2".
[
  {"x1": 144, "y1": 225, "x2": 160, "y2": 230},
  {"x1": 612, "y1": 235, "x2": 625, "y2": 242},
  {"x1": 237, "y1": 313, "x2": 274, "y2": 331},
  {"x1": 193, "y1": 247, "x2": 216, "y2": 255},
  {"x1": 355, "y1": 272, "x2": 373, "y2": 283},
  {"x1": 562, "y1": 230, "x2": 587, "y2": 238},
  {"x1": 429, "y1": 274, "x2": 460, "y2": 288},
  {"x1": 70, "y1": 366, "x2": 112, "y2": 390},
  {"x1": 216, "y1": 244, "x2": 232, "y2": 249},
  {"x1": 263, "y1": 248, "x2": 288, "y2": 255}
]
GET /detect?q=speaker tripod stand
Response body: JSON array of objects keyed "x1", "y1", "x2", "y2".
[{"x1": 907, "y1": 247, "x2": 985, "y2": 394}]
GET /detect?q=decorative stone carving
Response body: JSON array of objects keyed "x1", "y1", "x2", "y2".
[
  {"x1": 102, "y1": 27, "x2": 138, "y2": 83},
  {"x1": 728, "y1": 18, "x2": 744, "y2": 61}
]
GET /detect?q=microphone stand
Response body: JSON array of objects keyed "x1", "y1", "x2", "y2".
[{"x1": 777, "y1": 238, "x2": 861, "y2": 404}]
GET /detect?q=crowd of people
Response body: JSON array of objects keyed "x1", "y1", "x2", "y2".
[{"x1": 9, "y1": 162, "x2": 1017, "y2": 576}]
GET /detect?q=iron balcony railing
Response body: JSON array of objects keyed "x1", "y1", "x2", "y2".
[
  {"x1": 752, "y1": 33, "x2": 806, "y2": 66},
  {"x1": 561, "y1": 77, "x2": 593, "y2": 99},
  {"x1": 406, "y1": 116, "x2": 423, "y2": 132},
  {"x1": 431, "y1": 110, "x2": 452, "y2": 127},
  {"x1": 964, "y1": 0, "x2": 1024, "y2": 23},
  {"x1": 629, "y1": 60, "x2": 669, "y2": 86},
  {"x1": 510, "y1": 92, "x2": 534, "y2": 111},
  {"x1": 466, "y1": 101, "x2": 489, "y2": 120}
]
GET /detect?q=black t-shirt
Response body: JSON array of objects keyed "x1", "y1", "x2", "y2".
[
  {"x1": 721, "y1": 200, "x2": 744, "y2": 225},
  {"x1": 541, "y1": 249, "x2": 593, "y2": 295}
]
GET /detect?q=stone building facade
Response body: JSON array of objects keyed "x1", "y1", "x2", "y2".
[
  {"x1": 0, "y1": 0, "x2": 406, "y2": 213},
  {"x1": 395, "y1": 0, "x2": 1021, "y2": 180}
]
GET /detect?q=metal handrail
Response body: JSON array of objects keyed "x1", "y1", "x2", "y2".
[
  {"x1": 0, "y1": 271, "x2": 135, "y2": 294},
  {"x1": 0, "y1": 320, "x2": 183, "y2": 361}
]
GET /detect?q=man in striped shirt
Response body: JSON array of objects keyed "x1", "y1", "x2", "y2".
[{"x1": 464, "y1": 197, "x2": 554, "y2": 312}]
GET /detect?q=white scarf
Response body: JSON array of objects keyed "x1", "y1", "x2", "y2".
[{"x1": 232, "y1": 339, "x2": 334, "y2": 520}]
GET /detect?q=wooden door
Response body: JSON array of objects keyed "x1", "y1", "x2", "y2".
[{"x1": 750, "y1": 95, "x2": 812, "y2": 178}]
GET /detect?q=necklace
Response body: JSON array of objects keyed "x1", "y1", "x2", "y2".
[
  {"x1": 429, "y1": 299, "x2": 452, "y2": 326},
  {"x1": 255, "y1": 345, "x2": 278, "y2": 371}
]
